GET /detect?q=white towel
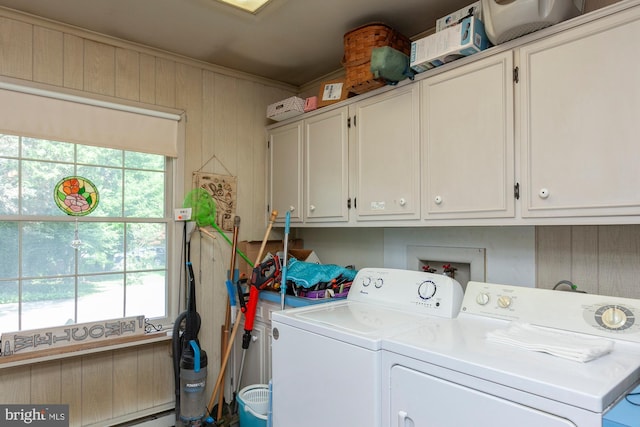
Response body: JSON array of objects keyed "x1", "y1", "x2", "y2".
[{"x1": 486, "y1": 323, "x2": 614, "y2": 363}]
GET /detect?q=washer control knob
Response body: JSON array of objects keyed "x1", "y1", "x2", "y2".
[
  {"x1": 374, "y1": 278, "x2": 384, "y2": 288},
  {"x1": 476, "y1": 293, "x2": 490, "y2": 305},
  {"x1": 362, "y1": 277, "x2": 372, "y2": 287},
  {"x1": 539, "y1": 188, "x2": 550, "y2": 199},
  {"x1": 497, "y1": 295, "x2": 512, "y2": 308},
  {"x1": 434, "y1": 196, "x2": 443, "y2": 205},
  {"x1": 418, "y1": 280, "x2": 437, "y2": 300}
]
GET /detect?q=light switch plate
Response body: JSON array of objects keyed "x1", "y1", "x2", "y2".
[{"x1": 174, "y1": 208, "x2": 192, "y2": 221}]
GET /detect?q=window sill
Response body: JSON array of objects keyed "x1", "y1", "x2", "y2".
[{"x1": 0, "y1": 331, "x2": 171, "y2": 370}]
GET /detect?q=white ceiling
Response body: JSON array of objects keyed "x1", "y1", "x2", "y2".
[{"x1": 0, "y1": 0, "x2": 474, "y2": 87}]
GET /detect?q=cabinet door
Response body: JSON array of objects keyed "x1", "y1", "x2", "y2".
[
  {"x1": 422, "y1": 51, "x2": 515, "y2": 220},
  {"x1": 231, "y1": 319, "x2": 268, "y2": 391},
  {"x1": 353, "y1": 84, "x2": 421, "y2": 221},
  {"x1": 520, "y1": 7, "x2": 640, "y2": 217},
  {"x1": 268, "y1": 122, "x2": 303, "y2": 223},
  {"x1": 304, "y1": 107, "x2": 349, "y2": 222}
]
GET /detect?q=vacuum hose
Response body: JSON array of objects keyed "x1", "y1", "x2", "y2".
[{"x1": 173, "y1": 311, "x2": 188, "y2": 423}]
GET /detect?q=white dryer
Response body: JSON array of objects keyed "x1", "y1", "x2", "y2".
[
  {"x1": 382, "y1": 281, "x2": 640, "y2": 427},
  {"x1": 270, "y1": 268, "x2": 464, "y2": 427}
]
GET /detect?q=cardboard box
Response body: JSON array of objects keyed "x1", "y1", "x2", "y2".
[
  {"x1": 288, "y1": 249, "x2": 321, "y2": 264},
  {"x1": 582, "y1": 0, "x2": 621, "y2": 13},
  {"x1": 436, "y1": 1, "x2": 482, "y2": 32},
  {"x1": 410, "y1": 16, "x2": 489, "y2": 73},
  {"x1": 317, "y1": 79, "x2": 349, "y2": 108},
  {"x1": 237, "y1": 239, "x2": 303, "y2": 278},
  {"x1": 266, "y1": 96, "x2": 305, "y2": 121}
]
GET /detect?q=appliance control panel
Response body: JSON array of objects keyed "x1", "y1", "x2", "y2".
[
  {"x1": 348, "y1": 268, "x2": 464, "y2": 318},
  {"x1": 461, "y1": 281, "x2": 640, "y2": 342}
]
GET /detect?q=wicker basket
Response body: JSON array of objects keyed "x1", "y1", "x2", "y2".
[{"x1": 342, "y1": 23, "x2": 411, "y2": 95}]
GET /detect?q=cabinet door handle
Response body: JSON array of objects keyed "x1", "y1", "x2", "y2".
[
  {"x1": 538, "y1": 188, "x2": 550, "y2": 199},
  {"x1": 309, "y1": 204, "x2": 316, "y2": 212},
  {"x1": 398, "y1": 410, "x2": 411, "y2": 427},
  {"x1": 434, "y1": 195, "x2": 443, "y2": 205},
  {"x1": 289, "y1": 205, "x2": 296, "y2": 212},
  {"x1": 399, "y1": 198, "x2": 406, "y2": 206}
]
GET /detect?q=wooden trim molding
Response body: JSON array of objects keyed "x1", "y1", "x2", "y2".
[{"x1": 0, "y1": 332, "x2": 170, "y2": 370}]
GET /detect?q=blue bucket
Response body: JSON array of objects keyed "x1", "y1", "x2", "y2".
[{"x1": 237, "y1": 384, "x2": 269, "y2": 427}]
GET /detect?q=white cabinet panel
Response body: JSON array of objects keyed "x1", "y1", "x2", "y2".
[
  {"x1": 304, "y1": 107, "x2": 349, "y2": 222},
  {"x1": 353, "y1": 84, "x2": 421, "y2": 221},
  {"x1": 231, "y1": 319, "x2": 268, "y2": 392},
  {"x1": 268, "y1": 122, "x2": 303, "y2": 223},
  {"x1": 520, "y1": 7, "x2": 640, "y2": 217},
  {"x1": 422, "y1": 51, "x2": 515, "y2": 219}
]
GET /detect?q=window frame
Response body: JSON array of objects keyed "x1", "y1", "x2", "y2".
[{"x1": 0, "y1": 128, "x2": 184, "y2": 339}]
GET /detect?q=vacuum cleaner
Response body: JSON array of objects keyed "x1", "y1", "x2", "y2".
[{"x1": 173, "y1": 229, "x2": 212, "y2": 426}]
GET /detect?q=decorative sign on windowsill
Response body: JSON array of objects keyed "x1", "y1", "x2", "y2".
[{"x1": 0, "y1": 315, "x2": 146, "y2": 357}]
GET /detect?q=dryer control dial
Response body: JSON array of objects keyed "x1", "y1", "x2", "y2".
[
  {"x1": 596, "y1": 305, "x2": 634, "y2": 330},
  {"x1": 418, "y1": 280, "x2": 437, "y2": 300},
  {"x1": 497, "y1": 295, "x2": 512, "y2": 308},
  {"x1": 476, "y1": 293, "x2": 490, "y2": 305}
]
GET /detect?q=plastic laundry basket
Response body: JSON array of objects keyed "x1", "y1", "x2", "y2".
[{"x1": 237, "y1": 384, "x2": 269, "y2": 427}]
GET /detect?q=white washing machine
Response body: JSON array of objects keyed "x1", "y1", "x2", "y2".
[
  {"x1": 382, "y1": 281, "x2": 640, "y2": 427},
  {"x1": 270, "y1": 268, "x2": 464, "y2": 427}
]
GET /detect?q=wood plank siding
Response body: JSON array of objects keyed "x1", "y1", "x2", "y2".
[{"x1": 0, "y1": 7, "x2": 295, "y2": 426}]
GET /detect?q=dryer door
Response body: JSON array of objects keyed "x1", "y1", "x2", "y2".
[{"x1": 390, "y1": 365, "x2": 577, "y2": 427}]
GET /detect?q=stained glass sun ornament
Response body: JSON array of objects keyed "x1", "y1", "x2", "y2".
[{"x1": 53, "y1": 176, "x2": 100, "y2": 248}]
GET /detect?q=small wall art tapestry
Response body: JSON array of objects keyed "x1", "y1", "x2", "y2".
[{"x1": 192, "y1": 172, "x2": 237, "y2": 232}]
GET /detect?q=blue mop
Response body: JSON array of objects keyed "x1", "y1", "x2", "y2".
[{"x1": 280, "y1": 211, "x2": 290, "y2": 310}]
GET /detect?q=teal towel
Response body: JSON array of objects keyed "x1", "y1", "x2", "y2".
[{"x1": 285, "y1": 258, "x2": 357, "y2": 288}]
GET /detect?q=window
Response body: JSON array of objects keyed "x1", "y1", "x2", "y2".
[{"x1": 0, "y1": 134, "x2": 174, "y2": 334}]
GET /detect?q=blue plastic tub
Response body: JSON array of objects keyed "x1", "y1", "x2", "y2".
[{"x1": 237, "y1": 384, "x2": 268, "y2": 427}]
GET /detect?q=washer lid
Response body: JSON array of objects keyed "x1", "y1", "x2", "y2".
[{"x1": 272, "y1": 300, "x2": 427, "y2": 350}]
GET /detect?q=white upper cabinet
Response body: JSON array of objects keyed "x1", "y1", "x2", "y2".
[
  {"x1": 519, "y1": 6, "x2": 640, "y2": 218},
  {"x1": 268, "y1": 121, "x2": 303, "y2": 223},
  {"x1": 304, "y1": 106, "x2": 350, "y2": 223},
  {"x1": 352, "y1": 84, "x2": 421, "y2": 221},
  {"x1": 422, "y1": 51, "x2": 515, "y2": 220},
  {"x1": 266, "y1": 2, "x2": 640, "y2": 227}
]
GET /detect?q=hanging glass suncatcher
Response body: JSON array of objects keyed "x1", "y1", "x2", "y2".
[{"x1": 53, "y1": 176, "x2": 100, "y2": 248}]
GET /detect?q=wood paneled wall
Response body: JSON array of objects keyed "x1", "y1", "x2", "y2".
[
  {"x1": 2, "y1": 5, "x2": 637, "y2": 426},
  {"x1": 0, "y1": 6, "x2": 296, "y2": 426},
  {"x1": 0, "y1": 343, "x2": 174, "y2": 426},
  {"x1": 536, "y1": 225, "x2": 640, "y2": 297}
]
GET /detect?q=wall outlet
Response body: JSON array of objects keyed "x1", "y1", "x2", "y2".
[{"x1": 174, "y1": 208, "x2": 192, "y2": 221}]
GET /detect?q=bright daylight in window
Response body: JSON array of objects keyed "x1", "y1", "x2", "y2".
[{"x1": 0, "y1": 134, "x2": 169, "y2": 334}]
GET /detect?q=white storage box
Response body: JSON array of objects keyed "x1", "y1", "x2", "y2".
[
  {"x1": 411, "y1": 16, "x2": 489, "y2": 73},
  {"x1": 436, "y1": 1, "x2": 482, "y2": 32},
  {"x1": 481, "y1": 0, "x2": 582, "y2": 45},
  {"x1": 266, "y1": 96, "x2": 305, "y2": 121}
]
